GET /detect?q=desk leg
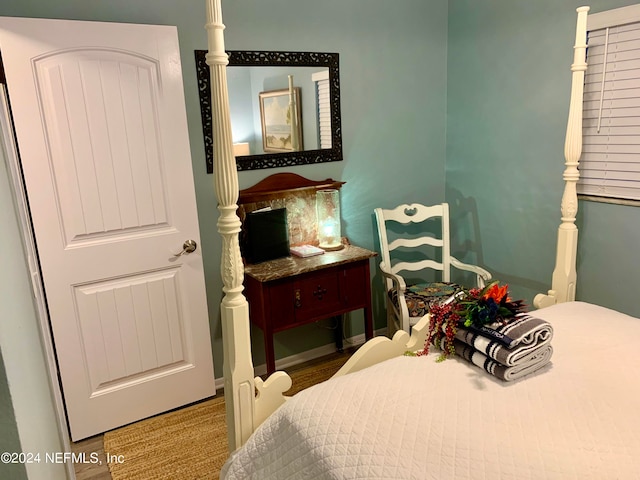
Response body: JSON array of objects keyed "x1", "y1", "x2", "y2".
[
  {"x1": 334, "y1": 315, "x2": 344, "y2": 353},
  {"x1": 364, "y1": 307, "x2": 374, "y2": 340},
  {"x1": 364, "y1": 262, "x2": 374, "y2": 340}
]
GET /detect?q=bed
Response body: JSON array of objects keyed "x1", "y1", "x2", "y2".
[
  {"x1": 203, "y1": 2, "x2": 640, "y2": 478},
  {"x1": 221, "y1": 301, "x2": 640, "y2": 479}
]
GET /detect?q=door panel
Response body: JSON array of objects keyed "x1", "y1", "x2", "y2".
[
  {"x1": 0, "y1": 17, "x2": 215, "y2": 440},
  {"x1": 36, "y1": 50, "x2": 169, "y2": 240},
  {"x1": 74, "y1": 268, "x2": 191, "y2": 393}
]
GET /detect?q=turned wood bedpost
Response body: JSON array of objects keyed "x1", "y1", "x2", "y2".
[
  {"x1": 205, "y1": 0, "x2": 293, "y2": 449},
  {"x1": 205, "y1": 0, "x2": 255, "y2": 450},
  {"x1": 535, "y1": 6, "x2": 589, "y2": 309}
]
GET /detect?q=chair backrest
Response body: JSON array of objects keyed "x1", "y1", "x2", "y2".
[{"x1": 374, "y1": 203, "x2": 451, "y2": 292}]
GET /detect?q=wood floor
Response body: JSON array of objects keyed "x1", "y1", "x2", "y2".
[
  {"x1": 71, "y1": 435, "x2": 111, "y2": 480},
  {"x1": 70, "y1": 349, "x2": 354, "y2": 479}
]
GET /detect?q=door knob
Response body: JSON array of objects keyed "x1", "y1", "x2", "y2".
[{"x1": 174, "y1": 239, "x2": 197, "y2": 256}]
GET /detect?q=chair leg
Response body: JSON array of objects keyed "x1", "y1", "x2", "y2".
[{"x1": 387, "y1": 307, "x2": 398, "y2": 338}]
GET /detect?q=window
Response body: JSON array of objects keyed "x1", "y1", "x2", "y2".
[
  {"x1": 579, "y1": 4, "x2": 640, "y2": 203},
  {"x1": 312, "y1": 70, "x2": 332, "y2": 149}
]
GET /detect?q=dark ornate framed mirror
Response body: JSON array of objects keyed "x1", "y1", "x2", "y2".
[{"x1": 195, "y1": 50, "x2": 342, "y2": 173}]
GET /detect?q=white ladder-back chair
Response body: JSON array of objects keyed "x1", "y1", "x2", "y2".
[{"x1": 374, "y1": 203, "x2": 492, "y2": 334}]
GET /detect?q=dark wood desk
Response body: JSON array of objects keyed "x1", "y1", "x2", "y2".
[{"x1": 244, "y1": 245, "x2": 376, "y2": 374}]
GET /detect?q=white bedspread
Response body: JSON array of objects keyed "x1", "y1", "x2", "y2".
[{"x1": 221, "y1": 302, "x2": 640, "y2": 479}]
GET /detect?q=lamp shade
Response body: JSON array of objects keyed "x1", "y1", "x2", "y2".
[{"x1": 316, "y1": 189, "x2": 343, "y2": 250}]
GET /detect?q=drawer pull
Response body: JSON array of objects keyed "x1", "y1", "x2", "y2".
[
  {"x1": 294, "y1": 289, "x2": 302, "y2": 308},
  {"x1": 313, "y1": 285, "x2": 328, "y2": 300}
]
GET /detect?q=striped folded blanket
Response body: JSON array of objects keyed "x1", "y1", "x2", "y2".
[
  {"x1": 455, "y1": 313, "x2": 554, "y2": 366},
  {"x1": 453, "y1": 340, "x2": 553, "y2": 381}
]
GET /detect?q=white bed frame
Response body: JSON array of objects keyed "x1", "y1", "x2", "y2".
[
  {"x1": 204, "y1": 0, "x2": 589, "y2": 450},
  {"x1": 534, "y1": 6, "x2": 589, "y2": 309}
]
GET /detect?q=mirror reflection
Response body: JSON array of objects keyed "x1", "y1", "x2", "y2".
[
  {"x1": 229, "y1": 66, "x2": 329, "y2": 155},
  {"x1": 195, "y1": 50, "x2": 342, "y2": 172}
]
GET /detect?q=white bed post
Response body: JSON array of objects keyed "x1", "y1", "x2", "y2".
[
  {"x1": 205, "y1": 0, "x2": 293, "y2": 450},
  {"x1": 535, "y1": 6, "x2": 589, "y2": 309},
  {"x1": 205, "y1": 0, "x2": 256, "y2": 450}
]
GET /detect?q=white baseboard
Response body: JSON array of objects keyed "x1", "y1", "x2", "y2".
[{"x1": 214, "y1": 328, "x2": 386, "y2": 391}]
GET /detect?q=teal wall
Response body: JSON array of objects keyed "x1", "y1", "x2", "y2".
[
  {"x1": 219, "y1": 0, "x2": 449, "y2": 364},
  {"x1": 0, "y1": 353, "x2": 27, "y2": 480},
  {"x1": 446, "y1": 0, "x2": 640, "y2": 317}
]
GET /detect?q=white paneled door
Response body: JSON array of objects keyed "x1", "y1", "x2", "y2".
[{"x1": 0, "y1": 17, "x2": 215, "y2": 440}]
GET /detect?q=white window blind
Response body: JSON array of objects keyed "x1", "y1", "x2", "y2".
[
  {"x1": 312, "y1": 70, "x2": 331, "y2": 149},
  {"x1": 579, "y1": 20, "x2": 640, "y2": 201}
]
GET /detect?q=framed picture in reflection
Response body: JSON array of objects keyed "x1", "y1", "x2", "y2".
[{"x1": 259, "y1": 87, "x2": 303, "y2": 153}]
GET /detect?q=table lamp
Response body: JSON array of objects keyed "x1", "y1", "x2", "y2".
[{"x1": 316, "y1": 189, "x2": 343, "y2": 250}]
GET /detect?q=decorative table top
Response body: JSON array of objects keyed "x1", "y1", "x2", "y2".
[{"x1": 244, "y1": 244, "x2": 377, "y2": 282}]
